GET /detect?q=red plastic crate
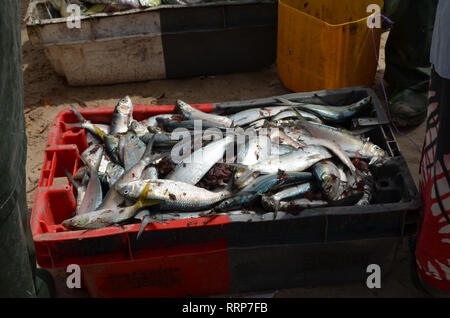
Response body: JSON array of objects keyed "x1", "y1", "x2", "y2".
[
  {"x1": 31, "y1": 103, "x2": 235, "y2": 297},
  {"x1": 31, "y1": 89, "x2": 421, "y2": 297}
]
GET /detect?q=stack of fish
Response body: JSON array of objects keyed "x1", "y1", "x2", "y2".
[
  {"x1": 61, "y1": 95, "x2": 387, "y2": 238},
  {"x1": 45, "y1": 0, "x2": 222, "y2": 18}
]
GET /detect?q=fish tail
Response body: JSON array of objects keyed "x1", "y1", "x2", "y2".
[
  {"x1": 65, "y1": 123, "x2": 83, "y2": 129},
  {"x1": 64, "y1": 168, "x2": 81, "y2": 190},
  {"x1": 289, "y1": 107, "x2": 308, "y2": 123},
  {"x1": 70, "y1": 105, "x2": 87, "y2": 123},
  {"x1": 141, "y1": 135, "x2": 155, "y2": 163}
]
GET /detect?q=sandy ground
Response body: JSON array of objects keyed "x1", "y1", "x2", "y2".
[{"x1": 20, "y1": 0, "x2": 429, "y2": 297}]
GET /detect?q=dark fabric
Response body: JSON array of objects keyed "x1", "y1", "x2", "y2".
[
  {"x1": 384, "y1": 0, "x2": 438, "y2": 94},
  {"x1": 430, "y1": 0, "x2": 450, "y2": 79},
  {"x1": 0, "y1": 0, "x2": 37, "y2": 297},
  {"x1": 416, "y1": 68, "x2": 450, "y2": 293}
]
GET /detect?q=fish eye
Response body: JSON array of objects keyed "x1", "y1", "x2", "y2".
[{"x1": 124, "y1": 190, "x2": 129, "y2": 195}]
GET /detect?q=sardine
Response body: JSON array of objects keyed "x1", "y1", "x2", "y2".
[
  {"x1": 110, "y1": 96, "x2": 133, "y2": 136},
  {"x1": 104, "y1": 134, "x2": 121, "y2": 165},
  {"x1": 234, "y1": 135, "x2": 272, "y2": 184},
  {"x1": 80, "y1": 144, "x2": 104, "y2": 172},
  {"x1": 104, "y1": 162, "x2": 125, "y2": 188},
  {"x1": 230, "y1": 145, "x2": 332, "y2": 175},
  {"x1": 97, "y1": 136, "x2": 155, "y2": 210},
  {"x1": 62, "y1": 182, "x2": 158, "y2": 230},
  {"x1": 271, "y1": 110, "x2": 323, "y2": 124},
  {"x1": 240, "y1": 171, "x2": 313, "y2": 193},
  {"x1": 77, "y1": 168, "x2": 103, "y2": 215},
  {"x1": 117, "y1": 179, "x2": 231, "y2": 211},
  {"x1": 141, "y1": 166, "x2": 158, "y2": 179},
  {"x1": 296, "y1": 121, "x2": 387, "y2": 163},
  {"x1": 167, "y1": 135, "x2": 235, "y2": 185},
  {"x1": 140, "y1": 114, "x2": 176, "y2": 128},
  {"x1": 312, "y1": 160, "x2": 342, "y2": 201},
  {"x1": 275, "y1": 96, "x2": 372, "y2": 123},
  {"x1": 228, "y1": 106, "x2": 292, "y2": 126},
  {"x1": 213, "y1": 192, "x2": 258, "y2": 212},
  {"x1": 285, "y1": 130, "x2": 356, "y2": 173},
  {"x1": 122, "y1": 132, "x2": 146, "y2": 171},
  {"x1": 64, "y1": 168, "x2": 88, "y2": 216},
  {"x1": 261, "y1": 182, "x2": 313, "y2": 211},
  {"x1": 176, "y1": 100, "x2": 233, "y2": 128}
]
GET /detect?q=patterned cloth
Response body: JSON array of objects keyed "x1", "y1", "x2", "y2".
[{"x1": 416, "y1": 68, "x2": 450, "y2": 293}]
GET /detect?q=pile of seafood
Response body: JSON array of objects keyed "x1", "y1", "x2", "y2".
[
  {"x1": 45, "y1": 0, "x2": 222, "y2": 18},
  {"x1": 62, "y1": 95, "x2": 387, "y2": 237}
]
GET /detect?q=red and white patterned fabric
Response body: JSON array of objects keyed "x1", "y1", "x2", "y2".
[{"x1": 416, "y1": 69, "x2": 450, "y2": 293}]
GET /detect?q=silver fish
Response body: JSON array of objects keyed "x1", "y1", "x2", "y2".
[
  {"x1": 129, "y1": 120, "x2": 148, "y2": 139},
  {"x1": 167, "y1": 135, "x2": 235, "y2": 185},
  {"x1": 140, "y1": 114, "x2": 175, "y2": 128},
  {"x1": 275, "y1": 96, "x2": 372, "y2": 123},
  {"x1": 64, "y1": 168, "x2": 89, "y2": 216},
  {"x1": 229, "y1": 106, "x2": 292, "y2": 126},
  {"x1": 261, "y1": 182, "x2": 313, "y2": 211},
  {"x1": 285, "y1": 129, "x2": 356, "y2": 173},
  {"x1": 77, "y1": 168, "x2": 103, "y2": 215},
  {"x1": 97, "y1": 136, "x2": 155, "y2": 210},
  {"x1": 110, "y1": 96, "x2": 133, "y2": 136},
  {"x1": 104, "y1": 134, "x2": 121, "y2": 165},
  {"x1": 232, "y1": 145, "x2": 332, "y2": 175},
  {"x1": 80, "y1": 144, "x2": 104, "y2": 172},
  {"x1": 62, "y1": 182, "x2": 158, "y2": 230},
  {"x1": 234, "y1": 135, "x2": 272, "y2": 185},
  {"x1": 117, "y1": 179, "x2": 231, "y2": 211},
  {"x1": 141, "y1": 165, "x2": 158, "y2": 180},
  {"x1": 104, "y1": 162, "x2": 125, "y2": 188},
  {"x1": 213, "y1": 193, "x2": 258, "y2": 212},
  {"x1": 312, "y1": 160, "x2": 342, "y2": 201},
  {"x1": 176, "y1": 100, "x2": 233, "y2": 128},
  {"x1": 271, "y1": 110, "x2": 323, "y2": 123},
  {"x1": 296, "y1": 121, "x2": 386, "y2": 163},
  {"x1": 66, "y1": 122, "x2": 110, "y2": 137},
  {"x1": 122, "y1": 132, "x2": 146, "y2": 171},
  {"x1": 239, "y1": 171, "x2": 312, "y2": 193}
]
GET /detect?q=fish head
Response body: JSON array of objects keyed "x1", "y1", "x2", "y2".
[
  {"x1": 62, "y1": 215, "x2": 91, "y2": 230},
  {"x1": 116, "y1": 181, "x2": 141, "y2": 199},
  {"x1": 116, "y1": 96, "x2": 133, "y2": 119},
  {"x1": 124, "y1": 131, "x2": 139, "y2": 145},
  {"x1": 130, "y1": 120, "x2": 147, "y2": 136},
  {"x1": 320, "y1": 173, "x2": 341, "y2": 200},
  {"x1": 362, "y1": 143, "x2": 387, "y2": 163}
]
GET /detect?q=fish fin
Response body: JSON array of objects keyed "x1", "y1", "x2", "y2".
[
  {"x1": 141, "y1": 135, "x2": 155, "y2": 163},
  {"x1": 137, "y1": 215, "x2": 151, "y2": 240},
  {"x1": 65, "y1": 123, "x2": 83, "y2": 129},
  {"x1": 70, "y1": 105, "x2": 87, "y2": 123},
  {"x1": 64, "y1": 168, "x2": 81, "y2": 190},
  {"x1": 289, "y1": 107, "x2": 308, "y2": 123},
  {"x1": 92, "y1": 125, "x2": 106, "y2": 141}
]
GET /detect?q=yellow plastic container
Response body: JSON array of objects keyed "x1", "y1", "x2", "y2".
[{"x1": 277, "y1": 0, "x2": 384, "y2": 92}]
